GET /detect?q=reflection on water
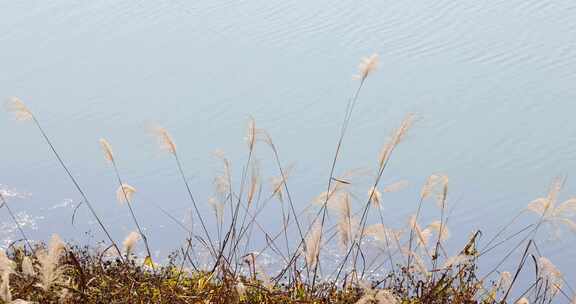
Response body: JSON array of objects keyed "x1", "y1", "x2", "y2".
[{"x1": 0, "y1": 0, "x2": 575, "y2": 286}]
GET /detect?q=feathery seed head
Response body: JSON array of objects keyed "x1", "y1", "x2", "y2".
[
  {"x1": 5, "y1": 97, "x2": 33, "y2": 121},
  {"x1": 304, "y1": 222, "x2": 322, "y2": 268},
  {"x1": 213, "y1": 150, "x2": 232, "y2": 196},
  {"x1": 382, "y1": 180, "x2": 409, "y2": 193},
  {"x1": 247, "y1": 161, "x2": 260, "y2": 206},
  {"x1": 368, "y1": 186, "x2": 382, "y2": 208},
  {"x1": 21, "y1": 256, "x2": 35, "y2": 276},
  {"x1": 48, "y1": 234, "x2": 66, "y2": 259},
  {"x1": 516, "y1": 297, "x2": 529, "y2": 304},
  {"x1": 420, "y1": 174, "x2": 449, "y2": 207},
  {"x1": 391, "y1": 113, "x2": 416, "y2": 147},
  {"x1": 123, "y1": 231, "x2": 141, "y2": 256},
  {"x1": 378, "y1": 114, "x2": 416, "y2": 169},
  {"x1": 0, "y1": 271, "x2": 11, "y2": 303},
  {"x1": 499, "y1": 271, "x2": 512, "y2": 292},
  {"x1": 428, "y1": 220, "x2": 450, "y2": 241},
  {"x1": 355, "y1": 285, "x2": 399, "y2": 304},
  {"x1": 116, "y1": 183, "x2": 137, "y2": 204},
  {"x1": 538, "y1": 257, "x2": 562, "y2": 295},
  {"x1": 355, "y1": 53, "x2": 379, "y2": 81},
  {"x1": 408, "y1": 215, "x2": 431, "y2": 248},
  {"x1": 99, "y1": 138, "x2": 114, "y2": 163},
  {"x1": 442, "y1": 254, "x2": 471, "y2": 269},
  {"x1": 208, "y1": 197, "x2": 225, "y2": 224},
  {"x1": 527, "y1": 178, "x2": 564, "y2": 217},
  {"x1": 365, "y1": 224, "x2": 403, "y2": 248},
  {"x1": 270, "y1": 164, "x2": 294, "y2": 203},
  {"x1": 335, "y1": 193, "x2": 357, "y2": 249},
  {"x1": 147, "y1": 124, "x2": 176, "y2": 154},
  {"x1": 0, "y1": 250, "x2": 15, "y2": 275},
  {"x1": 401, "y1": 247, "x2": 429, "y2": 276},
  {"x1": 527, "y1": 178, "x2": 576, "y2": 236},
  {"x1": 35, "y1": 236, "x2": 68, "y2": 292},
  {"x1": 245, "y1": 117, "x2": 257, "y2": 150}
]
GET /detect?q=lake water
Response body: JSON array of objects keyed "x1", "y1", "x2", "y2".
[{"x1": 1, "y1": 0, "x2": 576, "y2": 287}]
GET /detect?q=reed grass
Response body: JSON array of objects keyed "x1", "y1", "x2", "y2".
[{"x1": 2, "y1": 54, "x2": 575, "y2": 303}]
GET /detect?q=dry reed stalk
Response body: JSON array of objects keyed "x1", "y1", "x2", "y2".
[
  {"x1": 307, "y1": 53, "x2": 380, "y2": 288},
  {"x1": 218, "y1": 119, "x2": 259, "y2": 275},
  {"x1": 334, "y1": 113, "x2": 415, "y2": 282},
  {"x1": 406, "y1": 173, "x2": 447, "y2": 275},
  {"x1": 5, "y1": 98, "x2": 123, "y2": 259},
  {"x1": 99, "y1": 138, "x2": 154, "y2": 267},
  {"x1": 147, "y1": 124, "x2": 217, "y2": 259}
]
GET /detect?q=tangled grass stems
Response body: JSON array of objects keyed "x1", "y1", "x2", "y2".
[
  {"x1": 98, "y1": 138, "x2": 155, "y2": 269},
  {"x1": 4, "y1": 54, "x2": 576, "y2": 303},
  {"x1": 148, "y1": 124, "x2": 218, "y2": 260},
  {"x1": 5, "y1": 98, "x2": 123, "y2": 260}
]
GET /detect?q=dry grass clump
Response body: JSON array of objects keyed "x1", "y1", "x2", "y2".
[
  {"x1": 0, "y1": 239, "x2": 486, "y2": 303},
  {"x1": 3, "y1": 53, "x2": 575, "y2": 303}
]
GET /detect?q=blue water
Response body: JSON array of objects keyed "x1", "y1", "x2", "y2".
[{"x1": 1, "y1": 0, "x2": 575, "y2": 292}]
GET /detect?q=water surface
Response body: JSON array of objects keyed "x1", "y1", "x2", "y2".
[{"x1": 1, "y1": 0, "x2": 575, "y2": 285}]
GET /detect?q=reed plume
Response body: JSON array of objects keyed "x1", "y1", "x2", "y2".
[
  {"x1": 365, "y1": 224, "x2": 402, "y2": 249},
  {"x1": 35, "y1": 234, "x2": 67, "y2": 291},
  {"x1": 408, "y1": 215, "x2": 432, "y2": 249},
  {"x1": 516, "y1": 297, "x2": 529, "y2": 304},
  {"x1": 99, "y1": 138, "x2": 154, "y2": 266},
  {"x1": 147, "y1": 124, "x2": 215, "y2": 256},
  {"x1": 498, "y1": 271, "x2": 512, "y2": 292},
  {"x1": 312, "y1": 170, "x2": 359, "y2": 206},
  {"x1": 334, "y1": 113, "x2": 417, "y2": 283},
  {"x1": 208, "y1": 197, "x2": 225, "y2": 225},
  {"x1": 21, "y1": 256, "x2": 35, "y2": 276},
  {"x1": 48, "y1": 234, "x2": 66, "y2": 258},
  {"x1": 213, "y1": 150, "x2": 232, "y2": 197},
  {"x1": 428, "y1": 220, "x2": 450, "y2": 241},
  {"x1": 305, "y1": 222, "x2": 322, "y2": 269},
  {"x1": 368, "y1": 186, "x2": 382, "y2": 209},
  {"x1": 441, "y1": 254, "x2": 471, "y2": 269},
  {"x1": 527, "y1": 177, "x2": 576, "y2": 235},
  {"x1": 378, "y1": 114, "x2": 416, "y2": 170},
  {"x1": 382, "y1": 180, "x2": 409, "y2": 193},
  {"x1": 355, "y1": 282, "x2": 399, "y2": 304},
  {"x1": 123, "y1": 231, "x2": 141, "y2": 256},
  {"x1": 0, "y1": 271, "x2": 10, "y2": 303},
  {"x1": 400, "y1": 247, "x2": 429, "y2": 276},
  {"x1": 99, "y1": 138, "x2": 114, "y2": 163},
  {"x1": 5, "y1": 97, "x2": 32, "y2": 121},
  {"x1": 355, "y1": 53, "x2": 379, "y2": 81},
  {"x1": 245, "y1": 116, "x2": 258, "y2": 150},
  {"x1": 309, "y1": 53, "x2": 381, "y2": 286},
  {"x1": 420, "y1": 174, "x2": 449, "y2": 208},
  {"x1": 537, "y1": 256, "x2": 562, "y2": 295},
  {"x1": 148, "y1": 124, "x2": 176, "y2": 154},
  {"x1": 246, "y1": 161, "x2": 260, "y2": 207},
  {"x1": 5, "y1": 97, "x2": 122, "y2": 258},
  {"x1": 0, "y1": 251, "x2": 15, "y2": 275},
  {"x1": 116, "y1": 184, "x2": 137, "y2": 205},
  {"x1": 270, "y1": 165, "x2": 294, "y2": 203},
  {"x1": 335, "y1": 193, "x2": 357, "y2": 250}
]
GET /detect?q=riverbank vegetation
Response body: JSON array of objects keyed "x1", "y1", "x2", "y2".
[{"x1": 1, "y1": 54, "x2": 574, "y2": 303}]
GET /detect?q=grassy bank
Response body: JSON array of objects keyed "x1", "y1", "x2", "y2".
[
  {"x1": 2, "y1": 54, "x2": 574, "y2": 303},
  {"x1": 0, "y1": 236, "x2": 495, "y2": 303}
]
